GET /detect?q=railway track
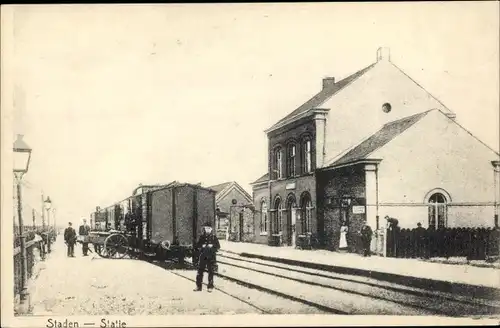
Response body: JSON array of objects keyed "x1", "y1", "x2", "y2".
[
  {"x1": 151, "y1": 258, "x2": 342, "y2": 314},
  {"x1": 215, "y1": 251, "x2": 500, "y2": 316},
  {"x1": 148, "y1": 250, "x2": 500, "y2": 316}
]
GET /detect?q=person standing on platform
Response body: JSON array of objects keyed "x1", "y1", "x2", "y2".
[
  {"x1": 194, "y1": 222, "x2": 220, "y2": 292},
  {"x1": 415, "y1": 222, "x2": 426, "y2": 258},
  {"x1": 79, "y1": 218, "x2": 91, "y2": 256},
  {"x1": 339, "y1": 225, "x2": 348, "y2": 251},
  {"x1": 360, "y1": 223, "x2": 373, "y2": 257},
  {"x1": 64, "y1": 222, "x2": 77, "y2": 257}
]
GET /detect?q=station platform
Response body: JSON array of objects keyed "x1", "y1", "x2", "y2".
[{"x1": 219, "y1": 240, "x2": 500, "y2": 297}]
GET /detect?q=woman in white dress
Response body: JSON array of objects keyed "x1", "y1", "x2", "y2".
[{"x1": 339, "y1": 225, "x2": 348, "y2": 250}]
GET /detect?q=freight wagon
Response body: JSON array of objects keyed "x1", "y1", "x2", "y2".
[{"x1": 88, "y1": 182, "x2": 217, "y2": 264}]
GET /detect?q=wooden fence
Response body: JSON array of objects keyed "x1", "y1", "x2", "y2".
[{"x1": 385, "y1": 227, "x2": 500, "y2": 260}]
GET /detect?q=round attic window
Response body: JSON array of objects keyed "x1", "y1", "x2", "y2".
[
  {"x1": 232, "y1": 199, "x2": 238, "y2": 205},
  {"x1": 382, "y1": 103, "x2": 392, "y2": 113}
]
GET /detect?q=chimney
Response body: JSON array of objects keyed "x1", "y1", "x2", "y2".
[
  {"x1": 322, "y1": 77, "x2": 335, "y2": 89},
  {"x1": 376, "y1": 47, "x2": 391, "y2": 62}
]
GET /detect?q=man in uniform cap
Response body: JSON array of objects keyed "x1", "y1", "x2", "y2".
[
  {"x1": 79, "y1": 218, "x2": 91, "y2": 256},
  {"x1": 194, "y1": 221, "x2": 220, "y2": 292},
  {"x1": 64, "y1": 222, "x2": 77, "y2": 257}
]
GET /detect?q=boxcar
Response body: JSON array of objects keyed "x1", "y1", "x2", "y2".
[{"x1": 90, "y1": 183, "x2": 216, "y2": 263}]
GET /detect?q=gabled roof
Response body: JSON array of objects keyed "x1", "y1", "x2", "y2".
[
  {"x1": 266, "y1": 49, "x2": 458, "y2": 135},
  {"x1": 208, "y1": 182, "x2": 233, "y2": 194},
  {"x1": 267, "y1": 63, "x2": 377, "y2": 132},
  {"x1": 250, "y1": 172, "x2": 269, "y2": 185},
  {"x1": 208, "y1": 181, "x2": 252, "y2": 204},
  {"x1": 327, "y1": 110, "x2": 432, "y2": 167}
]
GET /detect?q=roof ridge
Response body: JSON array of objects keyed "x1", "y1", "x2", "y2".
[
  {"x1": 209, "y1": 181, "x2": 232, "y2": 187},
  {"x1": 231, "y1": 182, "x2": 253, "y2": 202},
  {"x1": 325, "y1": 110, "x2": 432, "y2": 166},
  {"x1": 441, "y1": 113, "x2": 500, "y2": 157},
  {"x1": 324, "y1": 132, "x2": 377, "y2": 166},
  {"x1": 267, "y1": 62, "x2": 377, "y2": 132},
  {"x1": 316, "y1": 62, "x2": 377, "y2": 109},
  {"x1": 251, "y1": 172, "x2": 269, "y2": 185},
  {"x1": 382, "y1": 109, "x2": 434, "y2": 127},
  {"x1": 358, "y1": 112, "x2": 431, "y2": 160},
  {"x1": 389, "y1": 62, "x2": 454, "y2": 114},
  {"x1": 329, "y1": 110, "x2": 429, "y2": 167},
  {"x1": 216, "y1": 181, "x2": 253, "y2": 203}
]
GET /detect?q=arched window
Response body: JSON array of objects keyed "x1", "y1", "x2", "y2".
[
  {"x1": 287, "y1": 143, "x2": 297, "y2": 177},
  {"x1": 302, "y1": 138, "x2": 312, "y2": 174},
  {"x1": 300, "y1": 193, "x2": 313, "y2": 234},
  {"x1": 274, "y1": 197, "x2": 283, "y2": 234},
  {"x1": 260, "y1": 199, "x2": 268, "y2": 233},
  {"x1": 427, "y1": 192, "x2": 448, "y2": 229},
  {"x1": 273, "y1": 147, "x2": 283, "y2": 179}
]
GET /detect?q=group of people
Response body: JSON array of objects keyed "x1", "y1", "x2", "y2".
[
  {"x1": 60, "y1": 214, "x2": 405, "y2": 291},
  {"x1": 62, "y1": 216, "x2": 221, "y2": 292},
  {"x1": 63, "y1": 219, "x2": 91, "y2": 257},
  {"x1": 338, "y1": 216, "x2": 402, "y2": 257},
  {"x1": 338, "y1": 222, "x2": 373, "y2": 256}
]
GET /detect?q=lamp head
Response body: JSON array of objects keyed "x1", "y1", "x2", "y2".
[
  {"x1": 44, "y1": 196, "x2": 52, "y2": 210},
  {"x1": 13, "y1": 134, "x2": 32, "y2": 177}
]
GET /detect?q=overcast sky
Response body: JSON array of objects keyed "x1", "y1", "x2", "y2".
[{"x1": 4, "y1": 2, "x2": 499, "y2": 226}]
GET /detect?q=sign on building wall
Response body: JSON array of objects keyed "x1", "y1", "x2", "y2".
[
  {"x1": 352, "y1": 206, "x2": 366, "y2": 214},
  {"x1": 286, "y1": 182, "x2": 296, "y2": 190}
]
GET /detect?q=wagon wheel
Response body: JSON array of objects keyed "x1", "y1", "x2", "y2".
[
  {"x1": 93, "y1": 244, "x2": 109, "y2": 258},
  {"x1": 104, "y1": 233, "x2": 129, "y2": 259}
]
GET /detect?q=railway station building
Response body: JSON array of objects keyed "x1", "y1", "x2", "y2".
[
  {"x1": 209, "y1": 181, "x2": 253, "y2": 240},
  {"x1": 250, "y1": 47, "x2": 500, "y2": 251}
]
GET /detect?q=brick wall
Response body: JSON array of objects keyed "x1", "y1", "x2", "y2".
[
  {"x1": 252, "y1": 184, "x2": 269, "y2": 244},
  {"x1": 217, "y1": 187, "x2": 251, "y2": 213},
  {"x1": 317, "y1": 164, "x2": 366, "y2": 251},
  {"x1": 229, "y1": 205, "x2": 255, "y2": 242},
  {"x1": 268, "y1": 117, "x2": 317, "y2": 178},
  {"x1": 269, "y1": 174, "x2": 316, "y2": 244}
]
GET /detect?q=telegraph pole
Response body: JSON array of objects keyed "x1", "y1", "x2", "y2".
[{"x1": 32, "y1": 209, "x2": 36, "y2": 229}]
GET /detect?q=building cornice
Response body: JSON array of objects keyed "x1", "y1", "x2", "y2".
[
  {"x1": 251, "y1": 180, "x2": 269, "y2": 187},
  {"x1": 264, "y1": 108, "x2": 330, "y2": 135},
  {"x1": 319, "y1": 159, "x2": 383, "y2": 171}
]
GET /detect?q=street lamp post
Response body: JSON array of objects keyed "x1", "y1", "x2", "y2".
[
  {"x1": 44, "y1": 197, "x2": 52, "y2": 253},
  {"x1": 13, "y1": 134, "x2": 32, "y2": 304},
  {"x1": 53, "y1": 209, "x2": 57, "y2": 233}
]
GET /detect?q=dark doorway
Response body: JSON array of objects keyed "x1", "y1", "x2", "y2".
[
  {"x1": 286, "y1": 196, "x2": 297, "y2": 246},
  {"x1": 239, "y1": 212, "x2": 244, "y2": 241}
]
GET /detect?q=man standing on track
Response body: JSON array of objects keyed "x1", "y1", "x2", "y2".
[
  {"x1": 79, "y1": 218, "x2": 91, "y2": 256},
  {"x1": 64, "y1": 222, "x2": 77, "y2": 257},
  {"x1": 194, "y1": 221, "x2": 220, "y2": 292}
]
